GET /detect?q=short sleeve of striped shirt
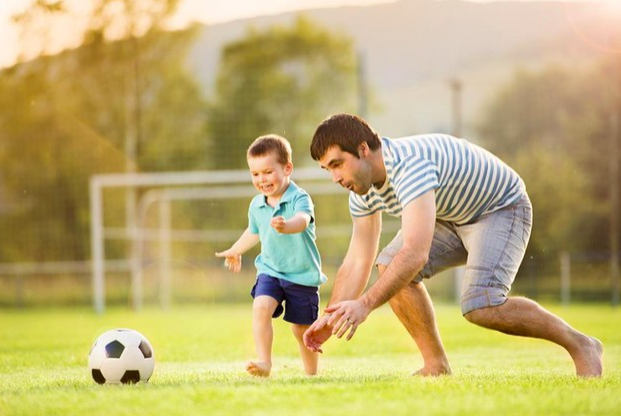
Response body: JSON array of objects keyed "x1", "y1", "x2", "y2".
[
  {"x1": 392, "y1": 157, "x2": 439, "y2": 209},
  {"x1": 348, "y1": 192, "x2": 375, "y2": 217}
]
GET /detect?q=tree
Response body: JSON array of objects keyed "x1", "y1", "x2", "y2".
[
  {"x1": 0, "y1": 0, "x2": 206, "y2": 262},
  {"x1": 206, "y1": 16, "x2": 359, "y2": 170},
  {"x1": 476, "y1": 61, "x2": 617, "y2": 263}
]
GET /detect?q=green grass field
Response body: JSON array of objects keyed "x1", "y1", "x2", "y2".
[{"x1": 1, "y1": 303, "x2": 620, "y2": 416}]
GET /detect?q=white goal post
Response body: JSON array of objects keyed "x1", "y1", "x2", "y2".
[{"x1": 89, "y1": 168, "x2": 345, "y2": 314}]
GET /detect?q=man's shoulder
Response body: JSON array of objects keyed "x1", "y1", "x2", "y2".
[
  {"x1": 387, "y1": 133, "x2": 458, "y2": 150},
  {"x1": 382, "y1": 136, "x2": 441, "y2": 170}
]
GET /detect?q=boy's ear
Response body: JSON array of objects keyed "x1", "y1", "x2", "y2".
[{"x1": 285, "y1": 162, "x2": 293, "y2": 175}]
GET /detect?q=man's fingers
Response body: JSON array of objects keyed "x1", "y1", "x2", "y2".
[
  {"x1": 345, "y1": 324, "x2": 358, "y2": 341},
  {"x1": 334, "y1": 319, "x2": 357, "y2": 340},
  {"x1": 303, "y1": 334, "x2": 323, "y2": 354},
  {"x1": 331, "y1": 316, "x2": 344, "y2": 335},
  {"x1": 326, "y1": 309, "x2": 344, "y2": 327},
  {"x1": 305, "y1": 339, "x2": 323, "y2": 354},
  {"x1": 334, "y1": 322, "x2": 347, "y2": 338},
  {"x1": 324, "y1": 304, "x2": 340, "y2": 313}
]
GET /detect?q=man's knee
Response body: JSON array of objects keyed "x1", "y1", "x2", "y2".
[
  {"x1": 463, "y1": 302, "x2": 504, "y2": 326},
  {"x1": 463, "y1": 308, "x2": 482, "y2": 324}
]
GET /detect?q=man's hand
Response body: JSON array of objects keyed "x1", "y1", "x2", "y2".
[
  {"x1": 325, "y1": 299, "x2": 372, "y2": 341},
  {"x1": 215, "y1": 249, "x2": 242, "y2": 273},
  {"x1": 303, "y1": 314, "x2": 334, "y2": 353}
]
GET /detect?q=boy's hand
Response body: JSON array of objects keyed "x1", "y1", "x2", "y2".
[
  {"x1": 215, "y1": 249, "x2": 242, "y2": 273},
  {"x1": 270, "y1": 216, "x2": 287, "y2": 233}
]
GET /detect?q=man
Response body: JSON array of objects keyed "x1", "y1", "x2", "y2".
[{"x1": 302, "y1": 113, "x2": 603, "y2": 377}]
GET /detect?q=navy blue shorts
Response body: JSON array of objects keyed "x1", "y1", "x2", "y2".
[{"x1": 250, "y1": 274, "x2": 319, "y2": 325}]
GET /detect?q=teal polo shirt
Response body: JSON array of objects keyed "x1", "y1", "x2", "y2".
[{"x1": 248, "y1": 180, "x2": 327, "y2": 287}]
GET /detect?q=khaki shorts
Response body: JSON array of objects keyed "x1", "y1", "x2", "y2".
[{"x1": 376, "y1": 195, "x2": 532, "y2": 315}]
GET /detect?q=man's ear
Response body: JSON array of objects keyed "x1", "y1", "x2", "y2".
[{"x1": 358, "y1": 142, "x2": 370, "y2": 158}]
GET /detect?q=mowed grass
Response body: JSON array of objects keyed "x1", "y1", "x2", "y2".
[{"x1": 1, "y1": 303, "x2": 620, "y2": 416}]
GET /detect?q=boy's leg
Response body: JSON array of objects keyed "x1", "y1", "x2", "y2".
[
  {"x1": 291, "y1": 324, "x2": 318, "y2": 375},
  {"x1": 248, "y1": 295, "x2": 279, "y2": 377},
  {"x1": 281, "y1": 281, "x2": 320, "y2": 375}
]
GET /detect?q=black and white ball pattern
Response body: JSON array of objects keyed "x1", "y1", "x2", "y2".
[{"x1": 88, "y1": 328, "x2": 155, "y2": 384}]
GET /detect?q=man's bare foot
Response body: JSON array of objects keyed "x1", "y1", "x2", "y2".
[
  {"x1": 246, "y1": 361, "x2": 272, "y2": 377},
  {"x1": 413, "y1": 364, "x2": 452, "y2": 377},
  {"x1": 573, "y1": 336, "x2": 603, "y2": 377}
]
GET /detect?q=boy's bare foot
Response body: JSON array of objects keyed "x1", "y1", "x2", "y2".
[
  {"x1": 412, "y1": 364, "x2": 452, "y2": 377},
  {"x1": 246, "y1": 361, "x2": 271, "y2": 377},
  {"x1": 573, "y1": 336, "x2": 603, "y2": 377}
]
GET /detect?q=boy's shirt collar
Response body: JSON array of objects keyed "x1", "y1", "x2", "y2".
[{"x1": 257, "y1": 180, "x2": 296, "y2": 208}]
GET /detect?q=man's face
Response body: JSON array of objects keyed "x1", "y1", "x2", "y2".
[{"x1": 318, "y1": 145, "x2": 373, "y2": 195}]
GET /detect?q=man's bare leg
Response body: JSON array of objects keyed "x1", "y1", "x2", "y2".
[
  {"x1": 380, "y1": 265, "x2": 451, "y2": 376},
  {"x1": 464, "y1": 296, "x2": 603, "y2": 377}
]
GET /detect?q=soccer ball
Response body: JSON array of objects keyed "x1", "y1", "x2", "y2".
[{"x1": 88, "y1": 328, "x2": 155, "y2": 384}]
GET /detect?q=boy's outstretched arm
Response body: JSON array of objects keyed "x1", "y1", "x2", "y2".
[
  {"x1": 270, "y1": 212, "x2": 311, "y2": 234},
  {"x1": 215, "y1": 228, "x2": 259, "y2": 272}
]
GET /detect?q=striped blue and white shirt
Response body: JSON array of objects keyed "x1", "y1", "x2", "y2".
[{"x1": 349, "y1": 135, "x2": 526, "y2": 224}]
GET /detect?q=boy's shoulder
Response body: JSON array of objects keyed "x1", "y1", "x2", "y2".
[
  {"x1": 249, "y1": 194, "x2": 267, "y2": 211},
  {"x1": 286, "y1": 180, "x2": 313, "y2": 202},
  {"x1": 288, "y1": 180, "x2": 309, "y2": 195}
]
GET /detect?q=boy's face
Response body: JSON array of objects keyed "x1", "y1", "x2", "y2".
[{"x1": 247, "y1": 152, "x2": 292, "y2": 199}]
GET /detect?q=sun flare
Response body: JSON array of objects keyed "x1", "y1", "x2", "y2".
[{"x1": 564, "y1": 0, "x2": 621, "y2": 54}]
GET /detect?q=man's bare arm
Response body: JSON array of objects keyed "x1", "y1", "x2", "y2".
[
  {"x1": 327, "y1": 190, "x2": 437, "y2": 339},
  {"x1": 329, "y1": 211, "x2": 382, "y2": 304}
]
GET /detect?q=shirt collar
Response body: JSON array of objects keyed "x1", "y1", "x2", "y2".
[{"x1": 257, "y1": 180, "x2": 297, "y2": 208}]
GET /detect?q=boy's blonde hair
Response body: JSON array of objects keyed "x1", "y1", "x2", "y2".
[{"x1": 247, "y1": 134, "x2": 293, "y2": 165}]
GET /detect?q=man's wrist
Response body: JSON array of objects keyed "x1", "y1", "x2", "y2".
[{"x1": 359, "y1": 294, "x2": 374, "y2": 311}]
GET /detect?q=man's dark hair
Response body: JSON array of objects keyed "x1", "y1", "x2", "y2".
[{"x1": 310, "y1": 113, "x2": 381, "y2": 160}]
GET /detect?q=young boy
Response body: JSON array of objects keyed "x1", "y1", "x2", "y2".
[{"x1": 215, "y1": 134, "x2": 327, "y2": 377}]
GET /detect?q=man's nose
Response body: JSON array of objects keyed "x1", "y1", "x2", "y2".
[{"x1": 330, "y1": 171, "x2": 341, "y2": 184}]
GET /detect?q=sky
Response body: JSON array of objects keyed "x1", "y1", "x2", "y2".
[{"x1": 0, "y1": 0, "x2": 608, "y2": 68}]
